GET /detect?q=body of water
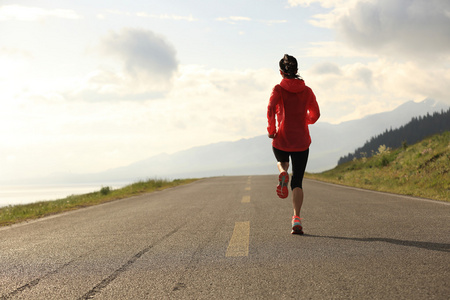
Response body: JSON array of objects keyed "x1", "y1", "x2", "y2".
[{"x1": 0, "y1": 182, "x2": 131, "y2": 207}]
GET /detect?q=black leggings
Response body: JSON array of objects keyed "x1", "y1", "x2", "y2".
[{"x1": 273, "y1": 147, "x2": 309, "y2": 190}]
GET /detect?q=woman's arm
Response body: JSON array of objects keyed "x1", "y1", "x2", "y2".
[
  {"x1": 306, "y1": 89, "x2": 320, "y2": 125},
  {"x1": 267, "y1": 86, "x2": 281, "y2": 136}
]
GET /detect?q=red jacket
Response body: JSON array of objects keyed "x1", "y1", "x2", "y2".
[{"x1": 267, "y1": 78, "x2": 320, "y2": 152}]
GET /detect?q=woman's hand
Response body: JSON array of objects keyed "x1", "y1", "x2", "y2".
[{"x1": 268, "y1": 134, "x2": 276, "y2": 139}]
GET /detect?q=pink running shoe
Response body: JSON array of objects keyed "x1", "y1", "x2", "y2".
[
  {"x1": 291, "y1": 216, "x2": 304, "y2": 235},
  {"x1": 276, "y1": 171, "x2": 289, "y2": 199}
]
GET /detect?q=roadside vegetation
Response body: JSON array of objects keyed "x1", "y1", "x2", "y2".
[
  {"x1": 0, "y1": 178, "x2": 197, "y2": 227},
  {"x1": 306, "y1": 131, "x2": 450, "y2": 202}
]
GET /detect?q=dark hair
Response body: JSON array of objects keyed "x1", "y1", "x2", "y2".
[{"x1": 279, "y1": 54, "x2": 300, "y2": 79}]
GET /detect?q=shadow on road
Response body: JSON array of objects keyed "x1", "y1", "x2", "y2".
[{"x1": 303, "y1": 234, "x2": 450, "y2": 253}]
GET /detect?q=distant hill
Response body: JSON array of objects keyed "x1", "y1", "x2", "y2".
[
  {"x1": 14, "y1": 98, "x2": 450, "y2": 185},
  {"x1": 338, "y1": 108, "x2": 450, "y2": 164}
]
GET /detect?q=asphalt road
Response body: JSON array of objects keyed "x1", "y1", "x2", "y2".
[{"x1": 1, "y1": 176, "x2": 449, "y2": 299}]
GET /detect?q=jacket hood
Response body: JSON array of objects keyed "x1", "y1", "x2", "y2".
[{"x1": 280, "y1": 78, "x2": 306, "y2": 93}]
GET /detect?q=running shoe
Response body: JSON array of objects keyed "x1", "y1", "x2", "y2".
[
  {"x1": 291, "y1": 216, "x2": 304, "y2": 235},
  {"x1": 276, "y1": 171, "x2": 289, "y2": 199}
]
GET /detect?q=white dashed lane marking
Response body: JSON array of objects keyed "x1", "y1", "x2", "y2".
[{"x1": 226, "y1": 221, "x2": 250, "y2": 257}]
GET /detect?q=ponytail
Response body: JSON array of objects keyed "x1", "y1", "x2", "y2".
[{"x1": 279, "y1": 54, "x2": 300, "y2": 79}]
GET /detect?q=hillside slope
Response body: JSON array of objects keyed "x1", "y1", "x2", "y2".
[
  {"x1": 338, "y1": 108, "x2": 450, "y2": 164},
  {"x1": 307, "y1": 132, "x2": 450, "y2": 202}
]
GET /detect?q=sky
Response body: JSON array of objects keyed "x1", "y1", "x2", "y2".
[{"x1": 1, "y1": 0, "x2": 450, "y2": 182}]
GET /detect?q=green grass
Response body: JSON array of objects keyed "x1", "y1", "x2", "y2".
[
  {"x1": 0, "y1": 178, "x2": 198, "y2": 227},
  {"x1": 306, "y1": 131, "x2": 450, "y2": 202}
]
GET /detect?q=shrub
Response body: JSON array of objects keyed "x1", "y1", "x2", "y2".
[
  {"x1": 100, "y1": 186, "x2": 111, "y2": 195},
  {"x1": 380, "y1": 156, "x2": 390, "y2": 167},
  {"x1": 377, "y1": 144, "x2": 391, "y2": 155},
  {"x1": 402, "y1": 141, "x2": 408, "y2": 150}
]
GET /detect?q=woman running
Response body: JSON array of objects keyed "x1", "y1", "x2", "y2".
[{"x1": 267, "y1": 54, "x2": 320, "y2": 234}]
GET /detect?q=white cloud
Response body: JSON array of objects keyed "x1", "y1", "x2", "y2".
[
  {"x1": 261, "y1": 19, "x2": 287, "y2": 25},
  {"x1": 0, "y1": 5, "x2": 81, "y2": 21},
  {"x1": 67, "y1": 68, "x2": 167, "y2": 102},
  {"x1": 293, "y1": 0, "x2": 450, "y2": 123},
  {"x1": 101, "y1": 28, "x2": 178, "y2": 80},
  {"x1": 106, "y1": 9, "x2": 133, "y2": 16},
  {"x1": 0, "y1": 47, "x2": 32, "y2": 81},
  {"x1": 371, "y1": 60, "x2": 450, "y2": 103},
  {"x1": 302, "y1": 41, "x2": 376, "y2": 58},
  {"x1": 288, "y1": 0, "x2": 358, "y2": 9},
  {"x1": 136, "y1": 12, "x2": 198, "y2": 21},
  {"x1": 305, "y1": 58, "x2": 450, "y2": 123},
  {"x1": 216, "y1": 16, "x2": 288, "y2": 27},
  {"x1": 216, "y1": 16, "x2": 252, "y2": 22},
  {"x1": 293, "y1": 0, "x2": 450, "y2": 61},
  {"x1": 310, "y1": 62, "x2": 342, "y2": 75},
  {"x1": 106, "y1": 9, "x2": 198, "y2": 21},
  {"x1": 67, "y1": 28, "x2": 179, "y2": 102},
  {"x1": 166, "y1": 65, "x2": 276, "y2": 139},
  {"x1": 337, "y1": 0, "x2": 450, "y2": 60},
  {"x1": 216, "y1": 16, "x2": 252, "y2": 24},
  {"x1": 0, "y1": 47, "x2": 32, "y2": 58}
]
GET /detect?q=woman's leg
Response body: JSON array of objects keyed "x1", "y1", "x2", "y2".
[
  {"x1": 290, "y1": 148, "x2": 309, "y2": 217},
  {"x1": 273, "y1": 147, "x2": 290, "y2": 173},
  {"x1": 292, "y1": 187, "x2": 303, "y2": 217},
  {"x1": 273, "y1": 147, "x2": 291, "y2": 198},
  {"x1": 277, "y1": 161, "x2": 289, "y2": 173}
]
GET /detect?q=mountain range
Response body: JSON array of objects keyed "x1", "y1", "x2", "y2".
[{"x1": 20, "y1": 98, "x2": 450, "y2": 185}]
